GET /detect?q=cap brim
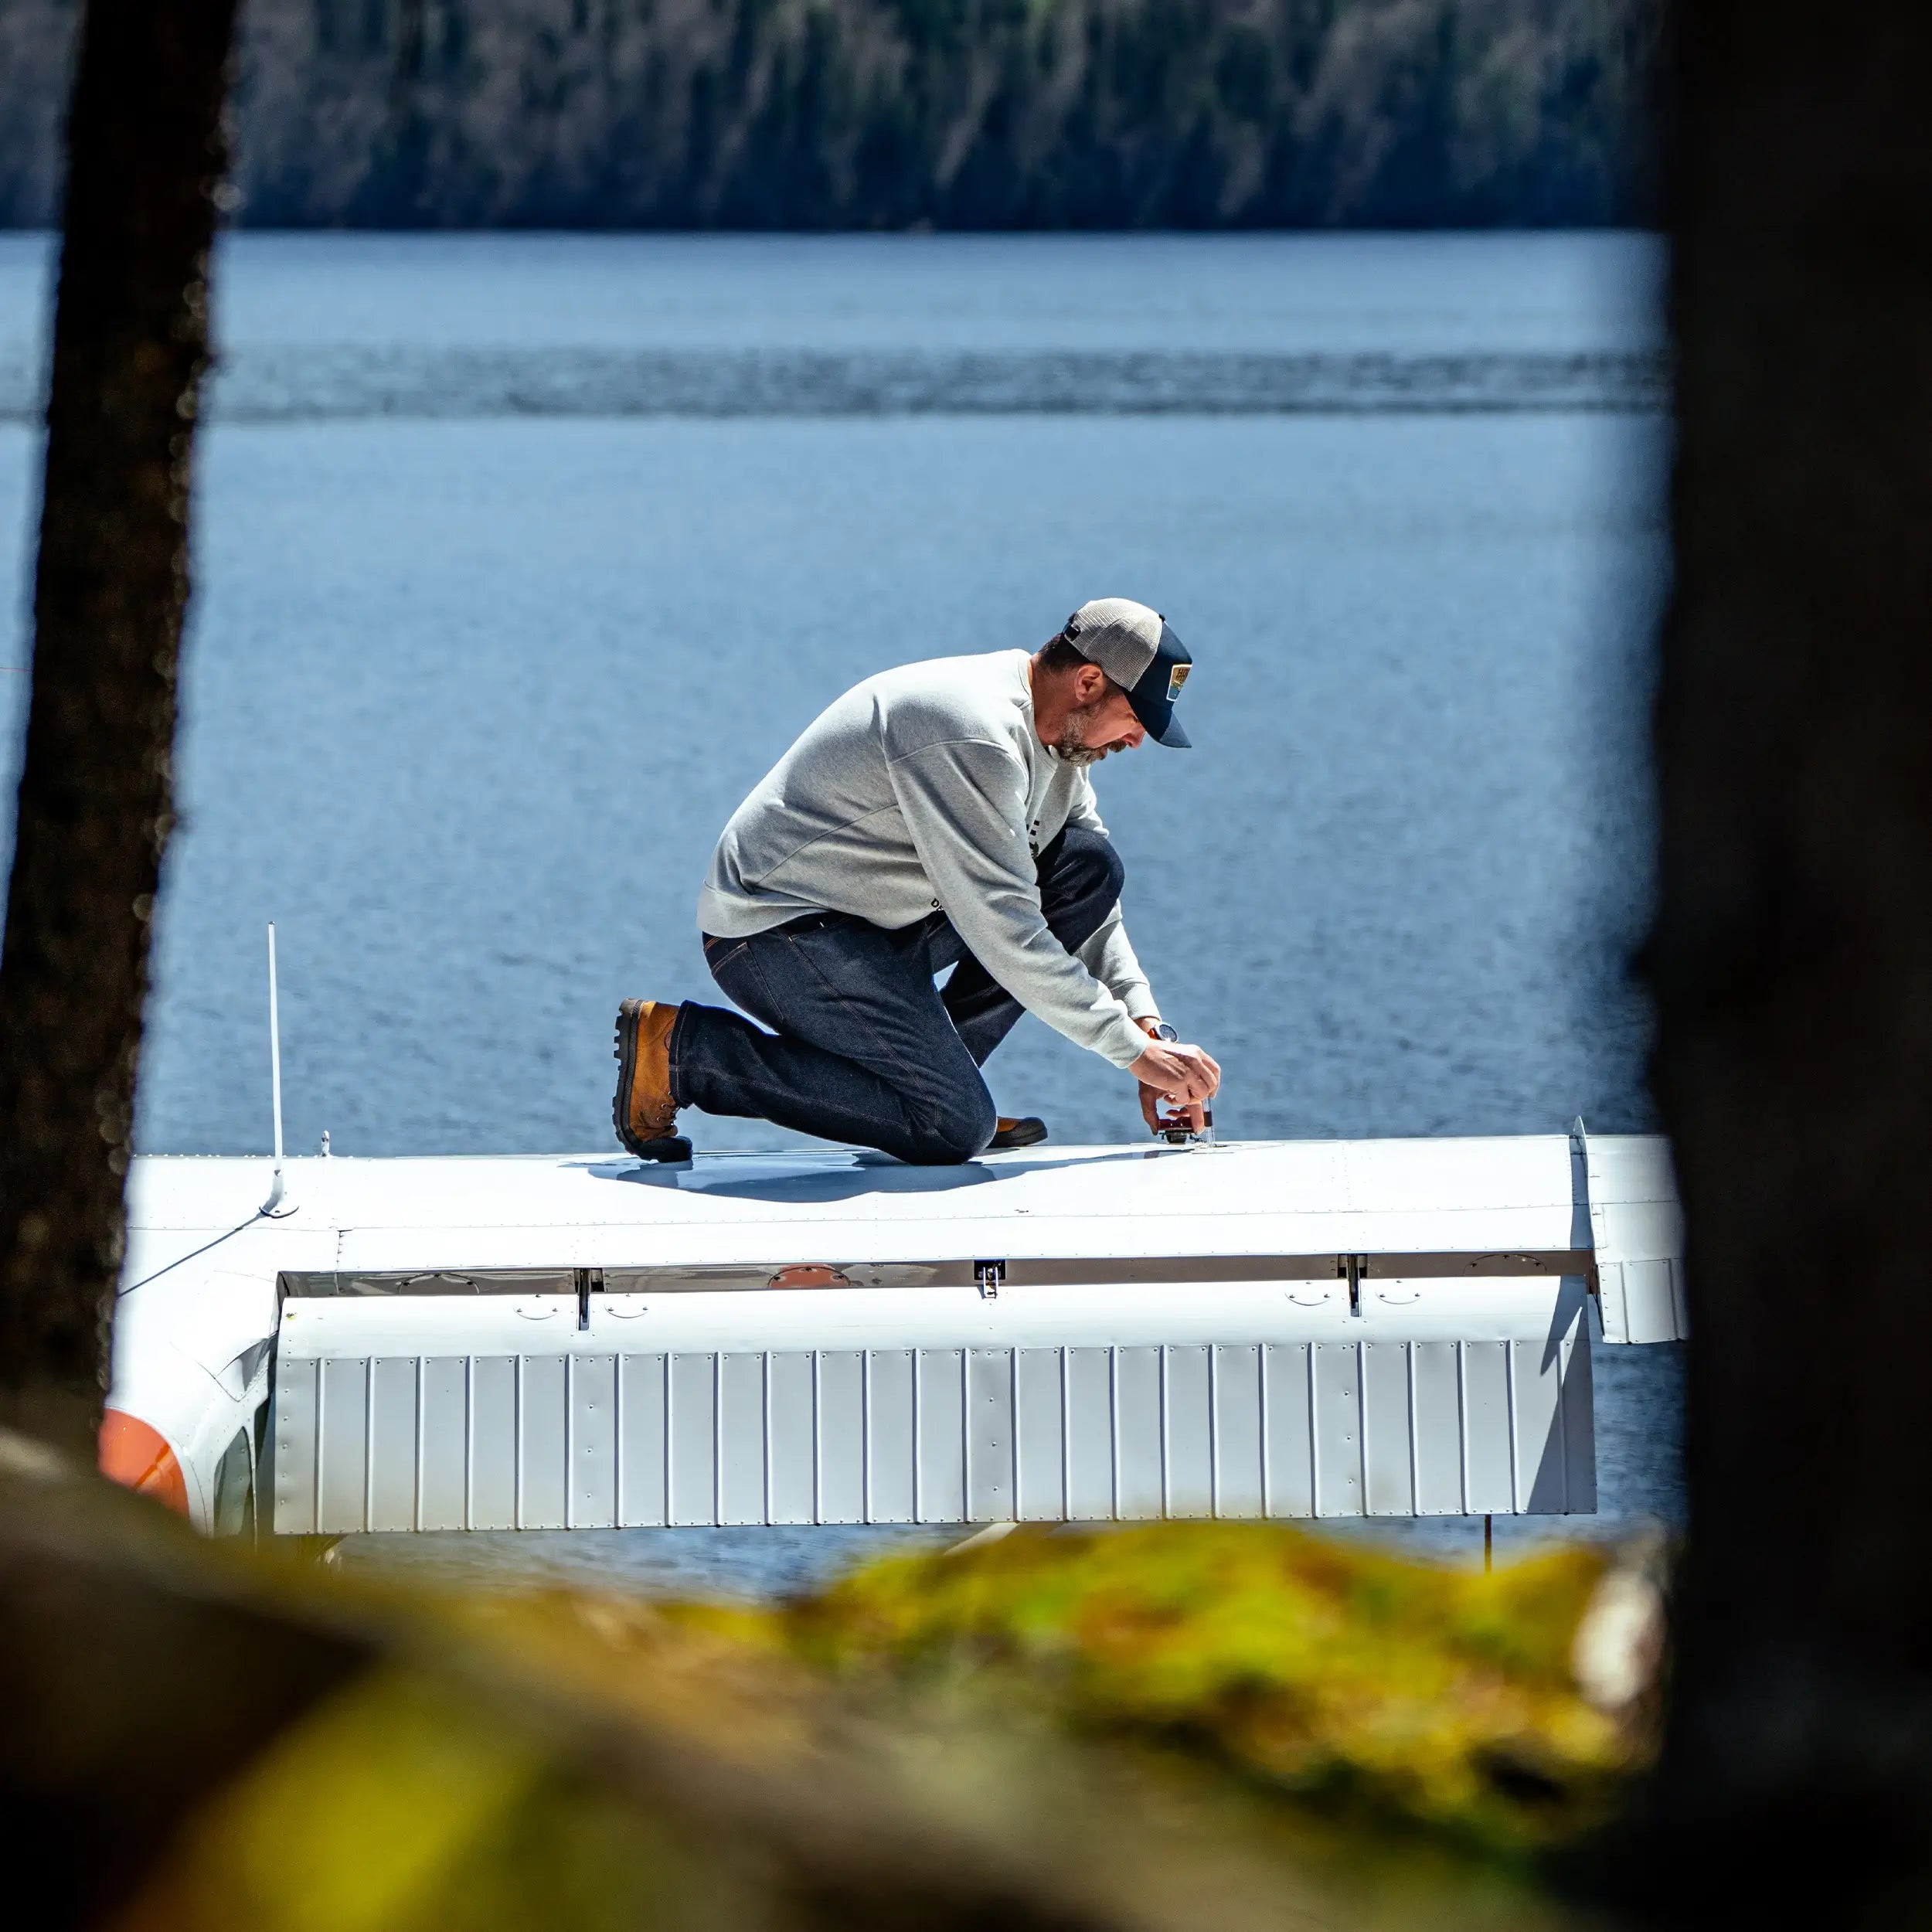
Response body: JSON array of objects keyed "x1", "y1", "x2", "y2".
[
  {"x1": 1125, "y1": 621, "x2": 1193, "y2": 748},
  {"x1": 1142, "y1": 709, "x2": 1191, "y2": 748}
]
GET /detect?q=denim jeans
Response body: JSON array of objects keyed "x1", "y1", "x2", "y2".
[{"x1": 669, "y1": 826, "x2": 1126, "y2": 1164}]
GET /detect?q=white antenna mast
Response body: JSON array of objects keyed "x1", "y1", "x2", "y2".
[{"x1": 260, "y1": 922, "x2": 294, "y2": 1216}]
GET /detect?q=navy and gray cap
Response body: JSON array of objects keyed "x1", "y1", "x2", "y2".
[{"x1": 1063, "y1": 597, "x2": 1194, "y2": 748}]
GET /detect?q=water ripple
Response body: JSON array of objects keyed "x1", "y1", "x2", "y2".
[{"x1": 0, "y1": 345, "x2": 1668, "y2": 423}]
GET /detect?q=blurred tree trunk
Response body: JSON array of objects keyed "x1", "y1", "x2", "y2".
[
  {"x1": 1645, "y1": 2, "x2": 1932, "y2": 1919},
  {"x1": 0, "y1": 0, "x2": 240, "y2": 1457}
]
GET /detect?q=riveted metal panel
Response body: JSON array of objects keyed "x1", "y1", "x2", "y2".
[
  {"x1": 519, "y1": 1355, "x2": 568, "y2": 1529},
  {"x1": 417, "y1": 1358, "x2": 468, "y2": 1531},
  {"x1": 1015, "y1": 1348, "x2": 1066, "y2": 1521},
  {"x1": 271, "y1": 1355, "x2": 318, "y2": 1535},
  {"x1": 617, "y1": 1352, "x2": 667, "y2": 1527},
  {"x1": 1163, "y1": 1345, "x2": 1213, "y2": 1519},
  {"x1": 668, "y1": 1352, "x2": 717, "y2": 1526},
  {"x1": 262, "y1": 1253, "x2": 1600, "y2": 1534},
  {"x1": 318, "y1": 1358, "x2": 369, "y2": 1534},
  {"x1": 1596, "y1": 1199, "x2": 1685, "y2": 1263},
  {"x1": 1114, "y1": 1345, "x2": 1163, "y2": 1519},
  {"x1": 818, "y1": 1351, "x2": 866, "y2": 1524},
  {"x1": 1263, "y1": 1342, "x2": 1314, "y2": 1517},
  {"x1": 1583, "y1": 1134, "x2": 1686, "y2": 1345},
  {"x1": 1668, "y1": 1260, "x2": 1689, "y2": 1339},
  {"x1": 144, "y1": 1133, "x2": 1636, "y2": 1285},
  {"x1": 966, "y1": 1348, "x2": 1015, "y2": 1522},
  {"x1": 766, "y1": 1352, "x2": 815, "y2": 1525},
  {"x1": 1561, "y1": 1325, "x2": 1596, "y2": 1514},
  {"x1": 570, "y1": 1354, "x2": 617, "y2": 1529},
  {"x1": 469, "y1": 1356, "x2": 517, "y2": 1529},
  {"x1": 1362, "y1": 1341, "x2": 1414, "y2": 1517},
  {"x1": 718, "y1": 1352, "x2": 767, "y2": 1526},
  {"x1": 1211, "y1": 1344, "x2": 1264, "y2": 1517},
  {"x1": 1597, "y1": 1261, "x2": 1630, "y2": 1344},
  {"x1": 1065, "y1": 1346, "x2": 1114, "y2": 1520},
  {"x1": 916, "y1": 1349, "x2": 965, "y2": 1522},
  {"x1": 1512, "y1": 1338, "x2": 1566, "y2": 1514},
  {"x1": 1312, "y1": 1342, "x2": 1363, "y2": 1516},
  {"x1": 1618, "y1": 1259, "x2": 1679, "y2": 1345},
  {"x1": 1411, "y1": 1342, "x2": 1464, "y2": 1515},
  {"x1": 1461, "y1": 1342, "x2": 1514, "y2": 1514},
  {"x1": 1595, "y1": 1197, "x2": 1684, "y2": 1262},
  {"x1": 368, "y1": 1356, "x2": 420, "y2": 1532},
  {"x1": 866, "y1": 1349, "x2": 915, "y2": 1522},
  {"x1": 151, "y1": 1128, "x2": 1660, "y2": 1537}
]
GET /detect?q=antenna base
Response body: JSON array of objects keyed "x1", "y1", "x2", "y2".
[{"x1": 260, "y1": 1165, "x2": 295, "y2": 1219}]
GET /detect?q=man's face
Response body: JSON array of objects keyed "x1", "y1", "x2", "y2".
[{"x1": 1056, "y1": 672, "x2": 1145, "y2": 767}]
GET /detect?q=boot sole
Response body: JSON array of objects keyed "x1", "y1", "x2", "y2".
[
  {"x1": 989, "y1": 1116, "x2": 1049, "y2": 1151},
  {"x1": 613, "y1": 999, "x2": 691, "y2": 1163}
]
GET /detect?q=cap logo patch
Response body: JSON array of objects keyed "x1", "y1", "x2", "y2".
[{"x1": 1166, "y1": 663, "x2": 1190, "y2": 702}]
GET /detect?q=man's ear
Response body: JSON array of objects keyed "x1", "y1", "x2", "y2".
[{"x1": 1075, "y1": 663, "x2": 1109, "y2": 703}]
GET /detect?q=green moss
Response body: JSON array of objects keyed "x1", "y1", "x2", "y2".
[{"x1": 783, "y1": 1524, "x2": 1645, "y2": 1859}]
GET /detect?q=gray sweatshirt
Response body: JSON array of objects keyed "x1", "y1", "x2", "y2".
[{"x1": 699, "y1": 650, "x2": 1158, "y2": 1070}]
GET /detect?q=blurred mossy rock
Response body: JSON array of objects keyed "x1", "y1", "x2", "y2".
[
  {"x1": 785, "y1": 1522, "x2": 1658, "y2": 1859},
  {"x1": 1, "y1": 1448, "x2": 1643, "y2": 1931}
]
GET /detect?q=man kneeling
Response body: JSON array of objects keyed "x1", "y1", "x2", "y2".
[{"x1": 613, "y1": 598, "x2": 1221, "y2": 1165}]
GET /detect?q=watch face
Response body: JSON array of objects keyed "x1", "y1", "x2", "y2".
[{"x1": 1154, "y1": 1022, "x2": 1179, "y2": 1043}]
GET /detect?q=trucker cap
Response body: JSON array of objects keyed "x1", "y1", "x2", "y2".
[{"x1": 1063, "y1": 597, "x2": 1194, "y2": 749}]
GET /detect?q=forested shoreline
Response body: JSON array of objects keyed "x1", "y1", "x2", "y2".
[{"x1": 0, "y1": 0, "x2": 1657, "y2": 230}]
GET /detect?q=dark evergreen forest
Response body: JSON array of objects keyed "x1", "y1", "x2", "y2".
[{"x1": 0, "y1": 0, "x2": 1658, "y2": 229}]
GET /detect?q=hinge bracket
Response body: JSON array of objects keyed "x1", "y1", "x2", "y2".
[
  {"x1": 575, "y1": 1267, "x2": 603, "y2": 1332},
  {"x1": 1340, "y1": 1253, "x2": 1363, "y2": 1318}
]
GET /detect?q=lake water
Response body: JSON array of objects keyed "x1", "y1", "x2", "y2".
[{"x1": 0, "y1": 232, "x2": 1679, "y2": 1589}]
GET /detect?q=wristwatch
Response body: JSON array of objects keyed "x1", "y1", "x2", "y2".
[{"x1": 1151, "y1": 1020, "x2": 1179, "y2": 1043}]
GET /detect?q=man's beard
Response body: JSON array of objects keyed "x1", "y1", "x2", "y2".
[{"x1": 1054, "y1": 699, "x2": 1119, "y2": 767}]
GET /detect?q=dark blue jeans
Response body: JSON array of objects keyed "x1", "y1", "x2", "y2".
[{"x1": 670, "y1": 826, "x2": 1125, "y2": 1164}]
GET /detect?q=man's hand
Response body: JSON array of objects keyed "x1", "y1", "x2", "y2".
[{"x1": 1130, "y1": 1017, "x2": 1220, "y2": 1136}]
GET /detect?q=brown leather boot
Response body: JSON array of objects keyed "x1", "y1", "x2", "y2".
[
  {"x1": 990, "y1": 1115, "x2": 1048, "y2": 1151},
  {"x1": 612, "y1": 999, "x2": 690, "y2": 1161}
]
